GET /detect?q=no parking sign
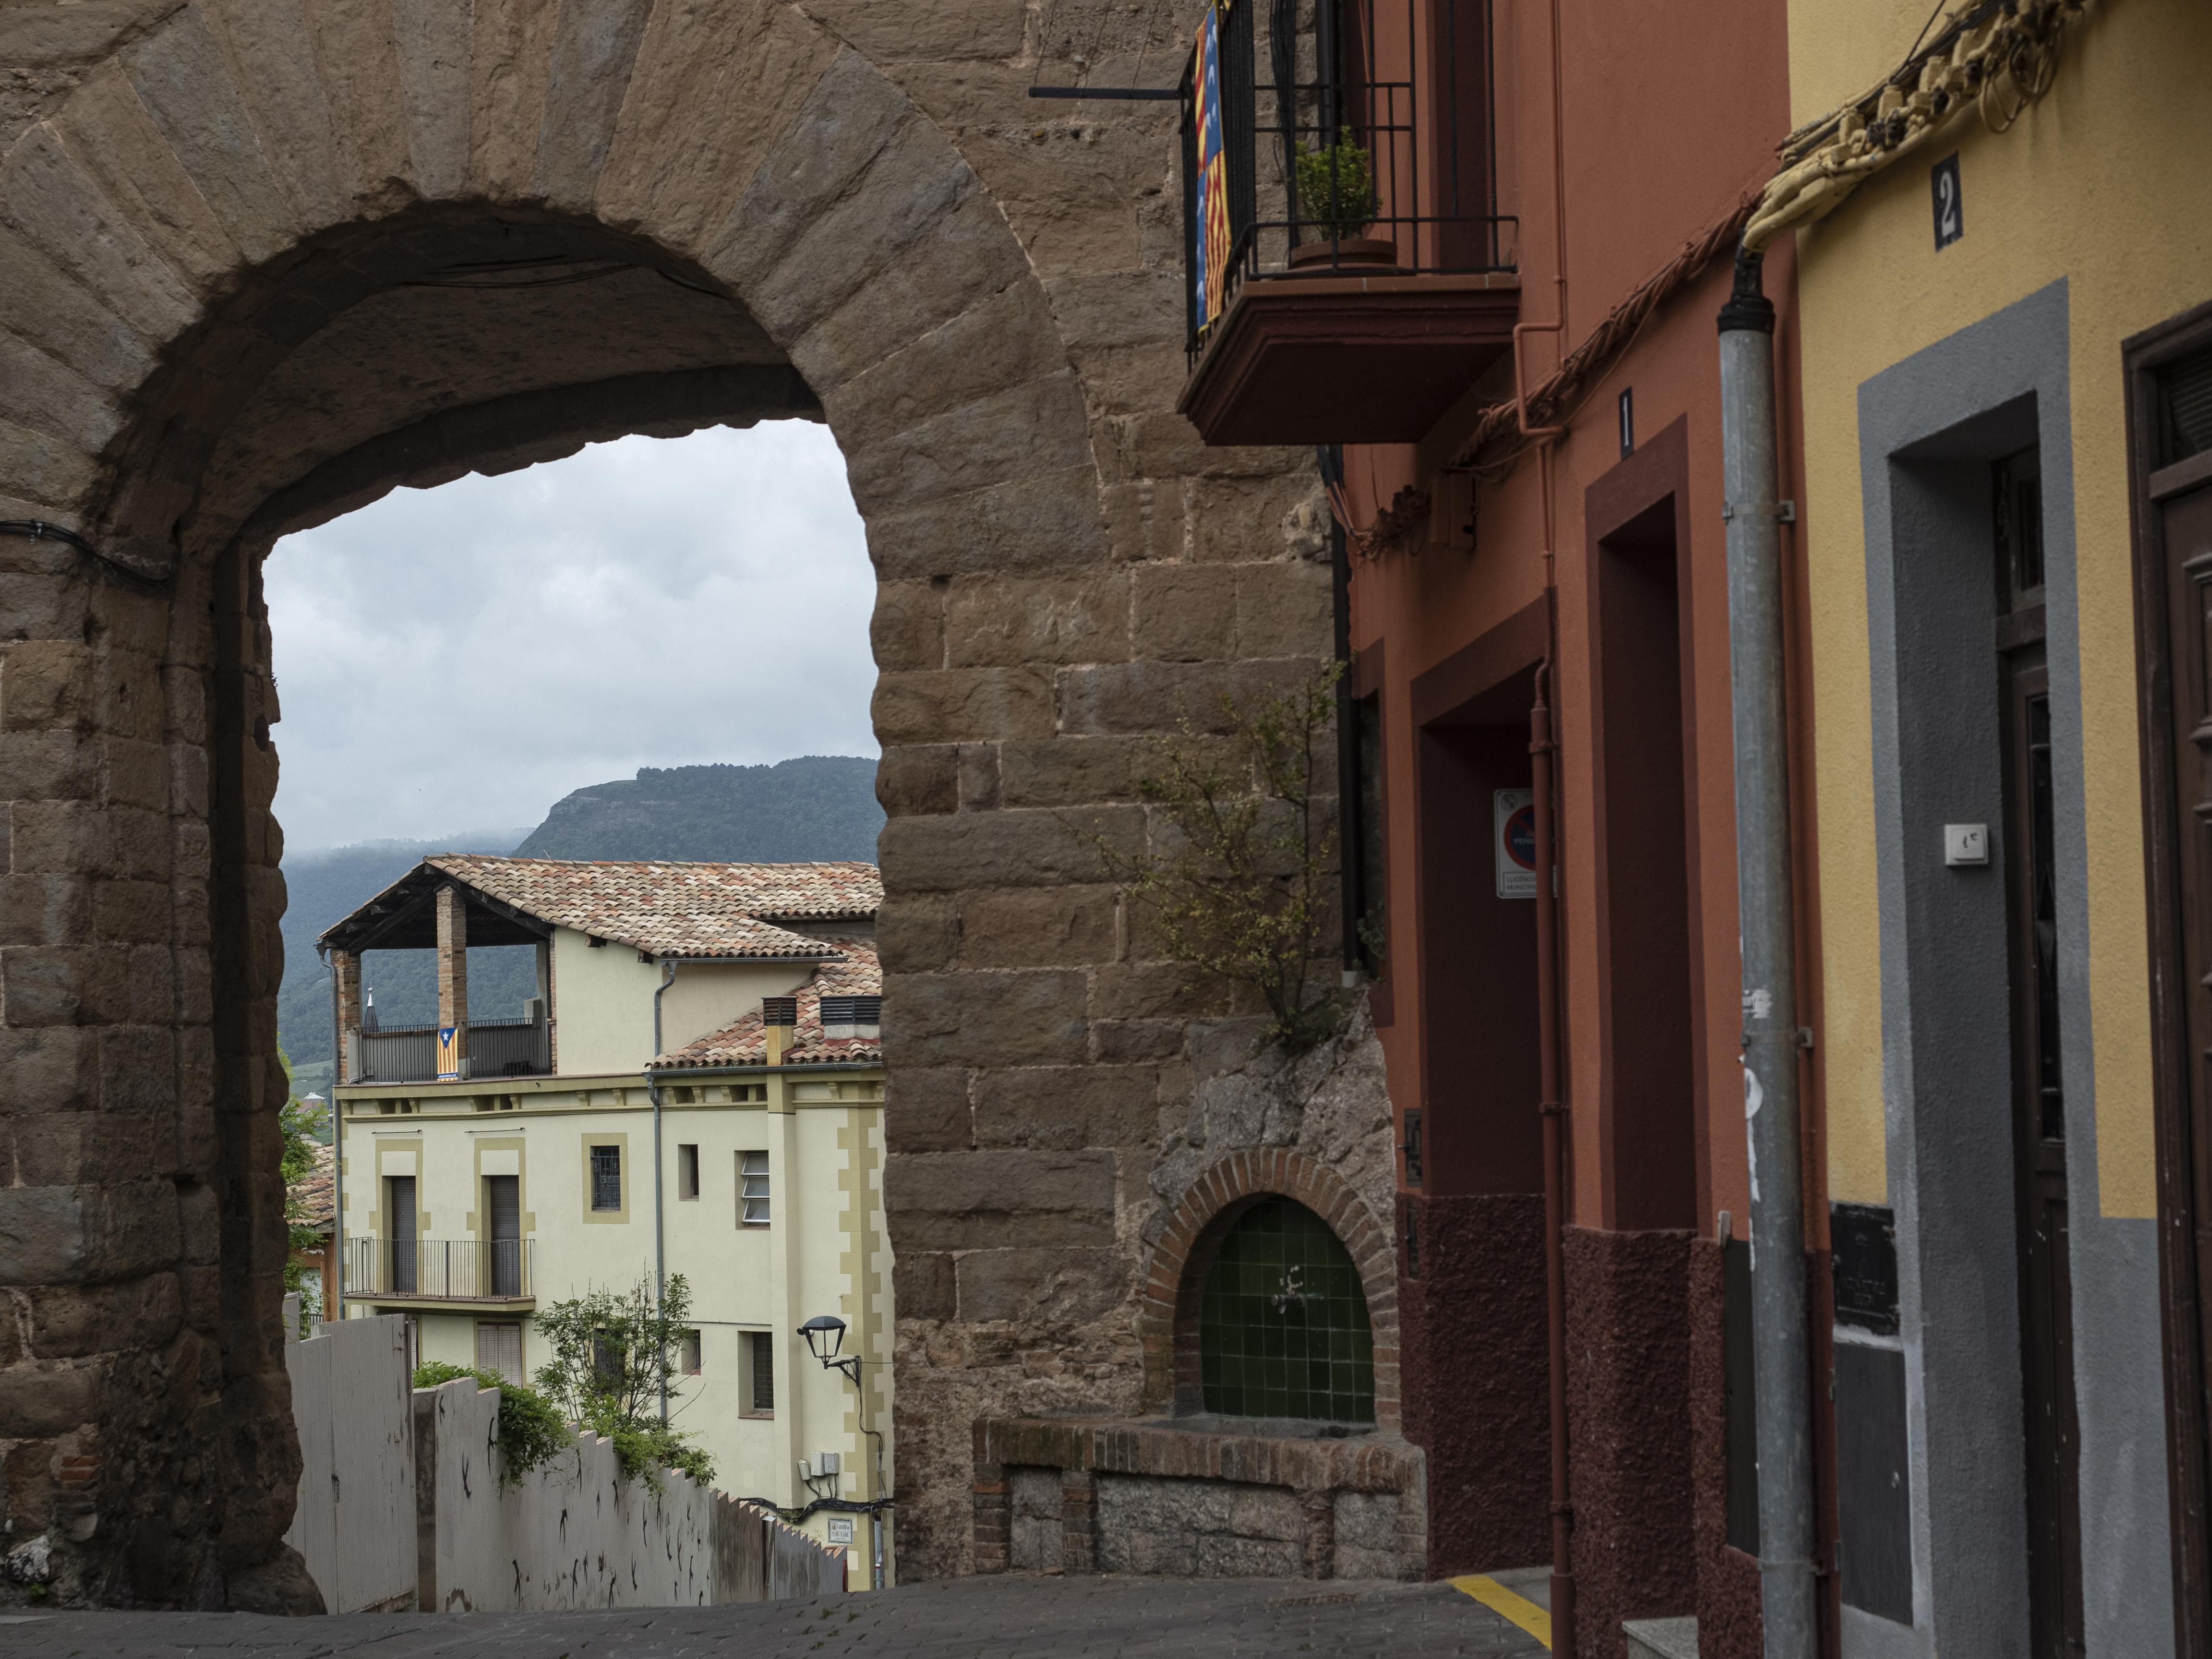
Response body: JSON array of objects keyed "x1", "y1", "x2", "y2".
[{"x1": 1495, "y1": 788, "x2": 1537, "y2": 899}]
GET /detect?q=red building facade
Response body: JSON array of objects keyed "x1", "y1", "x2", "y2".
[{"x1": 1179, "y1": 1, "x2": 1815, "y2": 1652}]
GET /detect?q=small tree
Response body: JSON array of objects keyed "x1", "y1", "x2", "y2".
[
  {"x1": 532, "y1": 1273, "x2": 715, "y2": 1489},
  {"x1": 1095, "y1": 662, "x2": 1348, "y2": 1053},
  {"x1": 278, "y1": 1047, "x2": 326, "y2": 1335}
]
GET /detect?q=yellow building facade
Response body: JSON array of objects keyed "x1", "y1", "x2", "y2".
[
  {"x1": 327, "y1": 858, "x2": 893, "y2": 1579},
  {"x1": 1785, "y1": 0, "x2": 2212, "y2": 1650}
]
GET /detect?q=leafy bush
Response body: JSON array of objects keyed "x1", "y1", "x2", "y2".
[
  {"x1": 1295, "y1": 129, "x2": 1377, "y2": 240},
  {"x1": 579, "y1": 1405, "x2": 717, "y2": 1491},
  {"x1": 412, "y1": 1362, "x2": 567, "y2": 1484},
  {"x1": 1093, "y1": 662, "x2": 1349, "y2": 1053},
  {"x1": 278, "y1": 1054, "x2": 326, "y2": 1336}
]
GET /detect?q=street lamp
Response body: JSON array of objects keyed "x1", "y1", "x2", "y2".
[
  {"x1": 799, "y1": 1314, "x2": 859, "y2": 1383},
  {"x1": 798, "y1": 1312, "x2": 886, "y2": 1589}
]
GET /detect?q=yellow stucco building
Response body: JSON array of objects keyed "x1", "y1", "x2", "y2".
[
  {"x1": 324, "y1": 857, "x2": 893, "y2": 1582},
  {"x1": 1781, "y1": 0, "x2": 2212, "y2": 1650}
]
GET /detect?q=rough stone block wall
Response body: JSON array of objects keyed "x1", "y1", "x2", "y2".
[
  {"x1": 0, "y1": 0, "x2": 1367, "y2": 1603},
  {"x1": 1095, "y1": 1474, "x2": 1308, "y2": 1578}
]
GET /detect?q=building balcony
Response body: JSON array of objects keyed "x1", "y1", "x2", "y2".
[
  {"x1": 1178, "y1": 0, "x2": 1519, "y2": 446},
  {"x1": 346, "y1": 1016, "x2": 552, "y2": 1083},
  {"x1": 343, "y1": 1238, "x2": 535, "y2": 1305}
]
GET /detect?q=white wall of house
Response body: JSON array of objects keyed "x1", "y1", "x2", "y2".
[
  {"x1": 546, "y1": 926, "x2": 817, "y2": 1074},
  {"x1": 548, "y1": 926, "x2": 662, "y2": 1074},
  {"x1": 336, "y1": 1068, "x2": 892, "y2": 1571},
  {"x1": 659, "y1": 960, "x2": 816, "y2": 1055}
]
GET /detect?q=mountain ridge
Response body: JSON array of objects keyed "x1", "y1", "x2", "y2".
[{"x1": 277, "y1": 756, "x2": 882, "y2": 1078}]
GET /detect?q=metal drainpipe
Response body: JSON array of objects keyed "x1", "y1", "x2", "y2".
[
  {"x1": 1716, "y1": 242, "x2": 1817, "y2": 1659},
  {"x1": 1515, "y1": 3, "x2": 1576, "y2": 1623},
  {"x1": 650, "y1": 957, "x2": 676, "y2": 1425},
  {"x1": 1530, "y1": 645, "x2": 1576, "y2": 1659},
  {"x1": 1325, "y1": 454, "x2": 1362, "y2": 986}
]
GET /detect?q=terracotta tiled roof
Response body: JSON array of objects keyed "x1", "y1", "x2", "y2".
[
  {"x1": 655, "y1": 942, "x2": 883, "y2": 1069},
  {"x1": 289, "y1": 1141, "x2": 336, "y2": 1235},
  {"x1": 410, "y1": 855, "x2": 880, "y2": 959}
]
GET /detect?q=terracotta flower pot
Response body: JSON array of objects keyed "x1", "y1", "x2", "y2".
[{"x1": 1287, "y1": 236, "x2": 1401, "y2": 271}]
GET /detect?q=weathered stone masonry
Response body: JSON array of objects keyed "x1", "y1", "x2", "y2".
[{"x1": 0, "y1": 0, "x2": 1367, "y2": 1603}]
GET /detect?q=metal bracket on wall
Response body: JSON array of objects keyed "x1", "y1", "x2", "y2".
[{"x1": 1719, "y1": 500, "x2": 1798, "y2": 523}]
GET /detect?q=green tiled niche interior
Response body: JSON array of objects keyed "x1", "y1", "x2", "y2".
[{"x1": 1198, "y1": 1196, "x2": 1375, "y2": 1423}]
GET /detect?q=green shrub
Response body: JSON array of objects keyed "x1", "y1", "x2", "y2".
[
  {"x1": 580, "y1": 1402, "x2": 717, "y2": 1492},
  {"x1": 412, "y1": 1362, "x2": 567, "y2": 1485},
  {"x1": 1088, "y1": 661, "x2": 1350, "y2": 1054},
  {"x1": 1295, "y1": 129, "x2": 1377, "y2": 240}
]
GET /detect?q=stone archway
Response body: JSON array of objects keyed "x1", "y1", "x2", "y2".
[
  {"x1": 1140, "y1": 1148, "x2": 1401, "y2": 1432},
  {"x1": 0, "y1": 0, "x2": 1334, "y2": 1605}
]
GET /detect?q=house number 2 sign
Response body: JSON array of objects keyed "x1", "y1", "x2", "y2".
[{"x1": 1932, "y1": 153, "x2": 1963, "y2": 251}]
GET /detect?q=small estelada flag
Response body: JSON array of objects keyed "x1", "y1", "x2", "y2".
[
  {"x1": 436, "y1": 1026, "x2": 461, "y2": 1081},
  {"x1": 1192, "y1": 2, "x2": 1232, "y2": 335}
]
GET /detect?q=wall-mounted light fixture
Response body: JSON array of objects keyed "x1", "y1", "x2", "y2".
[{"x1": 798, "y1": 1311, "x2": 889, "y2": 1589}]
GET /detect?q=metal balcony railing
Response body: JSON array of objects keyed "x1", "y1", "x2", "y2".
[
  {"x1": 345, "y1": 1237, "x2": 533, "y2": 1301},
  {"x1": 348, "y1": 1017, "x2": 551, "y2": 1082},
  {"x1": 1183, "y1": 0, "x2": 1516, "y2": 359}
]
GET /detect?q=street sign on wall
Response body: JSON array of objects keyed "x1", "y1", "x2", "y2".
[{"x1": 1495, "y1": 788, "x2": 1537, "y2": 899}]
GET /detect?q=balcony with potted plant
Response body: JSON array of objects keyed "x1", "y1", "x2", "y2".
[{"x1": 1176, "y1": 0, "x2": 1520, "y2": 447}]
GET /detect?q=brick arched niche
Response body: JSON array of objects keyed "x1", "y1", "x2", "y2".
[
  {"x1": 0, "y1": 0, "x2": 1331, "y2": 1605},
  {"x1": 1141, "y1": 1150, "x2": 1401, "y2": 1433}
]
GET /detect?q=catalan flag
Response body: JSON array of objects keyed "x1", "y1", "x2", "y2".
[{"x1": 1193, "y1": 3, "x2": 1232, "y2": 333}]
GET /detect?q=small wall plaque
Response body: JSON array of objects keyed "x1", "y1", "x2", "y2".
[
  {"x1": 1932, "y1": 153, "x2": 1963, "y2": 250},
  {"x1": 1833, "y1": 1202, "x2": 1900, "y2": 1334}
]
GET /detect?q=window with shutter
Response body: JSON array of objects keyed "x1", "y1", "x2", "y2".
[
  {"x1": 739, "y1": 1151, "x2": 770, "y2": 1225},
  {"x1": 486, "y1": 1174, "x2": 521, "y2": 1296},
  {"x1": 744, "y1": 1330, "x2": 775, "y2": 1413},
  {"x1": 475, "y1": 1321, "x2": 522, "y2": 1381}
]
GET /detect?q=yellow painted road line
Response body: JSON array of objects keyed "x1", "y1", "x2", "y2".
[{"x1": 1449, "y1": 1575, "x2": 1552, "y2": 1649}]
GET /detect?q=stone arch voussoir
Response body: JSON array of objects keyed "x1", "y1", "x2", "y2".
[
  {"x1": 1140, "y1": 1150, "x2": 1402, "y2": 1433},
  {"x1": 0, "y1": 0, "x2": 1333, "y2": 1599}
]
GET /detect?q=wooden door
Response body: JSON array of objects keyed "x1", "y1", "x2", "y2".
[
  {"x1": 2157, "y1": 453, "x2": 2212, "y2": 1639},
  {"x1": 2004, "y1": 647, "x2": 2087, "y2": 1658},
  {"x1": 1996, "y1": 446, "x2": 2085, "y2": 1659},
  {"x1": 2128, "y1": 310, "x2": 2212, "y2": 1657}
]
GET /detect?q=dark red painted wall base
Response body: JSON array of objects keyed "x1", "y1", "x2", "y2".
[
  {"x1": 1563, "y1": 1225, "x2": 1698, "y2": 1659},
  {"x1": 1688, "y1": 1237, "x2": 1762, "y2": 1659},
  {"x1": 1399, "y1": 1192, "x2": 1550, "y2": 1577}
]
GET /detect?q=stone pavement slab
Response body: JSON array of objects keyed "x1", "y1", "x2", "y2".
[{"x1": 0, "y1": 1575, "x2": 1549, "y2": 1658}]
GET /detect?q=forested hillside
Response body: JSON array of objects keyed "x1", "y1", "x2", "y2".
[
  {"x1": 513, "y1": 756, "x2": 883, "y2": 861},
  {"x1": 276, "y1": 757, "x2": 883, "y2": 1086}
]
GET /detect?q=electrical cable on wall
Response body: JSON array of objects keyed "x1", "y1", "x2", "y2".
[{"x1": 0, "y1": 520, "x2": 98, "y2": 560}]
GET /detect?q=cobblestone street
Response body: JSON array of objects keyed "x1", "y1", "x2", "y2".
[{"x1": 0, "y1": 1576, "x2": 1547, "y2": 1658}]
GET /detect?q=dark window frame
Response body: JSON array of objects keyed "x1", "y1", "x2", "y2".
[{"x1": 589, "y1": 1144, "x2": 622, "y2": 1212}]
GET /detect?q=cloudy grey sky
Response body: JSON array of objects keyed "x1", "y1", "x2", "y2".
[{"x1": 265, "y1": 421, "x2": 876, "y2": 852}]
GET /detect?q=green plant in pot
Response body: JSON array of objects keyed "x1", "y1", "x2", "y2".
[{"x1": 1291, "y1": 128, "x2": 1391, "y2": 267}]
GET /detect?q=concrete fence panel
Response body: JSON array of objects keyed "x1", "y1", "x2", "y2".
[
  {"x1": 282, "y1": 1315, "x2": 416, "y2": 1613},
  {"x1": 412, "y1": 1377, "x2": 840, "y2": 1611}
]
